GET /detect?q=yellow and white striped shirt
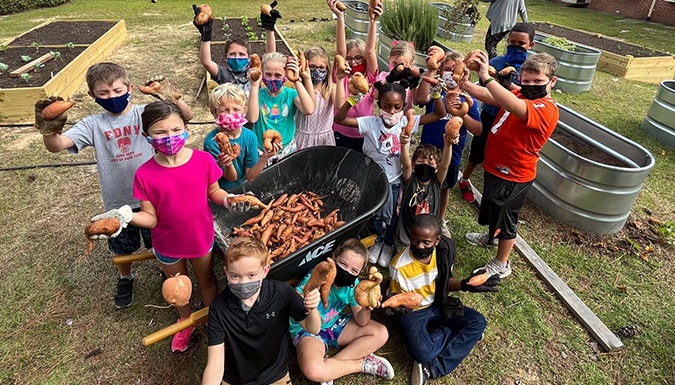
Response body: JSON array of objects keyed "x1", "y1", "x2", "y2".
[{"x1": 388, "y1": 247, "x2": 437, "y2": 310}]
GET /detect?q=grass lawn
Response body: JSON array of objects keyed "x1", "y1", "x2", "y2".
[{"x1": 0, "y1": 1, "x2": 674, "y2": 384}]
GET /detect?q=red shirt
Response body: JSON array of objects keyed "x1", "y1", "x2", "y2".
[{"x1": 483, "y1": 91, "x2": 559, "y2": 183}]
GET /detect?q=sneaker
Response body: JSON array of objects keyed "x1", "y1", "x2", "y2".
[
  {"x1": 458, "y1": 180, "x2": 475, "y2": 203},
  {"x1": 362, "y1": 353, "x2": 395, "y2": 380},
  {"x1": 440, "y1": 219, "x2": 451, "y2": 238},
  {"x1": 465, "y1": 232, "x2": 498, "y2": 247},
  {"x1": 171, "y1": 319, "x2": 194, "y2": 353},
  {"x1": 114, "y1": 277, "x2": 134, "y2": 309},
  {"x1": 368, "y1": 241, "x2": 383, "y2": 264},
  {"x1": 473, "y1": 258, "x2": 512, "y2": 278},
  {"x1": 411, "y1": 361, "x2": 431, "y2": 385},
  {"x1": 377, "y1": 244, "x2": 394, "y2": 267}
]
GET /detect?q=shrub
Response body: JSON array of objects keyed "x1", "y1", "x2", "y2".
[
  {"x1": 443, "y1": 0, "x2": 481, "y2": 33},
  {"x1": 0, "y1": 0, "x2": 68, "y2": 15},
  {"x1": 380, "y1": 0, "x2": 438, "y2": 52},
  {"x1": 543, "y1": 36, "x2": 576, "y2": 52}
]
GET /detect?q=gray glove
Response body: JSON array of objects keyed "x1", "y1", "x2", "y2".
[
  {"x1": 224, "y1": 192, "x2": 254, "y2": 213},
  {"x1": 90, "y1": 205, "x2": 133, "y2": 239},
  {"x1": 35, "y1": 97, "x2": 68, "y2": 135}
]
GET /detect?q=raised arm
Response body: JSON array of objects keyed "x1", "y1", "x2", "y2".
[
  {"x1": 288, "y1": 58, "x2": 315, "y2": 115},
  {"x1": 331, "y1": 0, "x2": 347, "y2": 57},
  {"x1": 419, "y1": 94, "x2": 446, "y2": 126},
  {"x1": 474, "y1": 51, "x2": 527, "y2": 120},
  {"x1": 199, "y1": 42, "x2": 219, "y2": 78},
  {"x1": 365, "y1": 3, "x2": 382, "y2": 75},
  {"x1": 436, "y1": 135, "x2": 452, "y2": 184},
  {"x1": 461, "y1": 68, "x2": 498, "y2": 106},
  {"x1": 247, "y1": 73, "x2": 262, "y2": 123},
  {"x1": 400, "y1": 132, "x2": 413, "y2": 182}
]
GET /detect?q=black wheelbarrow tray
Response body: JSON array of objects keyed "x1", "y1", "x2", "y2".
[{"x1": 210, "y1": 146, "x2": 389, "y2": 281}]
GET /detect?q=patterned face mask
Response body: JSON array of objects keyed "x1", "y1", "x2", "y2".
[
  {"x1": 146, "y1": 131, "x2": 189, "y2": 155},
  {"x1": 216, "y1": 113, "x2": 248, "y2": 130},
  {"x1": 263, "y1": 77, "x2": 286, "y2": 93}
]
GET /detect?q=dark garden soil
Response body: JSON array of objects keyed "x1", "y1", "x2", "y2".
[
  {"x1": 0, "y1": 46, "x2": 87, "y2": 88},
  {"x1": 550, "y1": 129, "x2": 628, "y2": 167},
  {"x1": 211, "y1": 17, "x2": 284, "y2": 45},
  {"x1": 533, "y1": 22, "x2": 669, "y2": 57},
  {"x1": 9, "y1": 21, "x2": 117, "y2": 46}
]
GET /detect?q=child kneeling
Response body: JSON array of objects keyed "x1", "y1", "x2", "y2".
[{"x1": 292, "y1": 239, "x2": 394, "y2": 385}]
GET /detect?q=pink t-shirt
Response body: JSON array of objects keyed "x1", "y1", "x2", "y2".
[
  {"x1": 133, "y1": 149, "x2": 223, "y2": 258},
  {"x1": 332, "y1": 68, "x2": 378, "y2": 138}
]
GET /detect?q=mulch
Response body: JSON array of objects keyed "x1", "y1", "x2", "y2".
[
  {"x1": 0, "y1": 46, "x2": 88, "y2": 88},
  {"x1": 8, "y1": 21, "x2": 117, "y2": 46},
  {"x1": 533, "y1": 22, "x2": 669, "y2": 58}
]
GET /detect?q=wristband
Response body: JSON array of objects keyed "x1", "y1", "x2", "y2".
[
  {"x1": 480, "y1": 77, "x2": 495, "y2": 87},
  {"x1": 430, "y1": 92, "x2": 442, "y2": 100},
  {"x1": 347, "y1": 96, "x2": 359, "y2": 106}
]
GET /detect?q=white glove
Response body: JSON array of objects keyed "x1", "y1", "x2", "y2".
[
  {"x1": 90, "y1": 205, "x2": 133, "y2": 239},
  {"x1": 224, "y1": 192, "x2": 253, "y2": 213}
]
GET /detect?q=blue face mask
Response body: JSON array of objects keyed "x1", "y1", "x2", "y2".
[
  {"x1": 95, "y1": 92, "x2": 130, "y2": 114},
  {"x1": 263, "y1": 77, "x2": 286, "y2": 93},
  {"x1": 504, "y1": 45, "x2": 528, "y2": 69},
  {"x1": 310, "y1": 68, "x2": 328, "y2": 84},
  {"x1": 227, "y1": 57, "x2": 250, "y2": 73}
]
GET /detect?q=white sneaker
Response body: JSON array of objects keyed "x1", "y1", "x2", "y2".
[
  {"x1": 368, "y1": 241, "x2": 383, "y2": 264},
  {"x1": 362, "y1": 353, "x2": 395, "y2": 380},
  {"x1": 377, "y1": 244, "x2": 394, "y2": 267},
  {"x1": 473, "y1": 258, "x2": 512, "y2": 278},
  {"x1": 440, "y1": 220, "x2": 451, "y2": 238},
  {"x1": 465, "y1": 232, "x2": 498, "y2": 247}
]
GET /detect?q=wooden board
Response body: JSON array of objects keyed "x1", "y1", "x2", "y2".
[
  {"x1": 9, "y1": 52, "x2": 56, "y2": 77},
  {"x1": 467, "y1": 182, "x2": 625, "y2": 352}
]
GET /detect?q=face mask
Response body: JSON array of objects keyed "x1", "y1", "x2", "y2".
[
  {"x1": 263, "y1": 77, "x2": 285, "y2": 93},
  {"x1": 310, "y1": 68, "x2": 328, "y2": 84},
  {"x1": 414, "y1": 163, "x2": 436, "y2": 183},
  {"x1": 442, "y1": 71, "x2": 458, "y2": 89},
  {"x1": 216, "y1": 113, "x2": 248, "y2": 130},
  {"x1": 333, "y1": 264, "x2": 358, "y2": 288},
  {"x1": 95, "y1": 92, "x2": 130, "y2": 114},
  {"x1": 146, "y1": 131, "x2": 188, "y2": 156},
  {"x1": 520, "y1": 82, "x2": 550, "y2": 100},
  {"x1": 379, "y1": 110, "x2": 404, "y2": 126},
  {"x1": 227, "y1": 57, "x2": 250, "y2": 73},
  {"x1": 410, "y1": 244, "x2": 434, "y2": 260},
  {"x1": 351, "y1": 62, "x2": 367, "y2": 75},
  {"x1": 227, "y1": 270, "x2": 264, "y2": 300},
  {"x1": 505, "y1": 45, "x2": 528, "y2": 68}
]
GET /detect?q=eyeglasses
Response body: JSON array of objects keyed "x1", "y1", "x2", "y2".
[
  {"x1": 309, "y1": 65, "x2": 327, "y2": 71},
  {"x1": 345, "y1": 55, "x2": 365, "y2": 64}
]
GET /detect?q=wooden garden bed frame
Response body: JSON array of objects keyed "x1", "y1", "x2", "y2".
[
  {"x1": 0, "y1": 20, "x2": 127, "y2": 122},
  {"x1": 536, "y1": 23, "x2": 675, "y2": 84}
]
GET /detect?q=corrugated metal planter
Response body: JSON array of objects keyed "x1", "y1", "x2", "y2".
[
  {"x1": 429, "y1": 2, "x2": 475, "y2": 43},
  {"x1": 641, "y1": 80, "x2": 675, "y2": 149},
  {"x1": 343, "y1": 0, "x2": 378, "y2": 43},
  {"x1": 529, "y1": 103, "x2": 655, "y2": 235},
  {"x1": 377, "y1": 27, "x2": 450, "y2": 72},
  {"x1": 531, "y1": 32, "x2": 601, "y2": 93}
]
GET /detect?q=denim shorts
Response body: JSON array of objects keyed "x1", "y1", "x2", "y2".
[
  {"x1": 292, "y1": 314, "x2": 353, "y2": 349},
  {"x1": 153, "y1": 240, "x2": 215, "y2": 265}
]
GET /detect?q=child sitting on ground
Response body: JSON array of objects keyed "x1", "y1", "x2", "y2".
[
  {"x1": 204, "y1": 83, "x2": 276, "y2": 189},
  {"x1": 387, "y1": 214, "x2": 500, "y2": 385},
  {"x1": 334, "y1": 76, "x2": 446, "y2": 268},
  {"x1": 291, "y1": 239, "x2": 394, "y2": 385},
  {"x1": 202, "y1": 237, "x2": 321, "y2": 385},
  {"x1": 36, "y1": 62, "x2": 192, "y2": 309},
  {"x1": 460, "y1": 52, "x2": 559, "y2": 278}
]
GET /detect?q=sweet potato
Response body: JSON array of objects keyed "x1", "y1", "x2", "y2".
[
  {"x1": 162, "y1": 273, "x2": 192, "y2": 306},
  {"x1": 348, "y1": 72, "x2": 369, "y2": 95},
  {"x1": 467, "y1": 273, "x2": 488, "y2": 286},
  {"x1": 79, "y1": 218, "x2": 121, "y2": 260},
  {"x1": 369, "y1": 0, "x2": 381, "y2": 22},
  {"x1": 271, "y1": 193, "x2": 288, "y2": 208},
  {"x1": 303, "y1": 258, "x2": 336, "y2": 308},
  {"x1": 195, "y1": 4, "x2": 212, "y2": 25},
  {"x1": 263, "y1": 129, "x2": 283, "y2": 152},
  {"x1": 298, "y1": 50, "x2": 307, "y2": 74},
  {"x1": 261, "y1": 4, "x2": 272, "y2": 16},
  {"x1": 336, "y1": 1, "x2": 347, "y2": 11},
  {"x1": 249, "y1": 53, "x2": 262, "y2": 81},
  {"x1": 227, "y1": 195, "x2": 269, "y2": 210},
  {"x1": 286, "y1": 56, "x2": 300, "y2": 82},
  {"x1": 41, "y1": 100, "x2": 75, "y2": 120},
  {"x1": 401, "y1": 108, "x2": 415, "y2": 137},
  {"x1": 426, "y1": 46, "x2": 445, "y2": 71},
  {"x1": 464, "y1": 50, "x2": 497, "y2": 76},
  {"x1": 215, "y1": 132, "x2": 241, "y2": 159},
  {"x1": 260, "y1": 210, "x2": 275, "y2": 227},
  {"x1": 321, "y1": 258, "x2": 337, "y2": 307},
  {"x1": 422, "y1": 75, "x2": 441, "y2": 86},
  {"x1": 446, "y1": 94, "x2": 470, "y2": 117},
  {"x1": 334, "y1": 55, "x2": 347, "y2": 73},
  {"x1": 260, "y1": 224, "x2": 276, "y2": 246},
  {"x1": 499, "y1": 66, "x2": 517, "y2": 77},
  {"x1": 451, "y1": 60, "x2": 465, "y2": 83},
  {"x1": 381, "y1": 292, "x2": 424, "y2": 309},
  {"x1": 445, "y1": 116, "x2": 463, "y2": 139},
  {"x1": 354, "y1": 266, "x2": 383, "y2": 308},
  {"x1": 139, "y1": 81, "x2": 162, "y2": 95}
]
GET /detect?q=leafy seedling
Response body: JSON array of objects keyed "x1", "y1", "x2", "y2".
[
  {"x1": 259, "y1": 33, "x2": 266, "y2": 40},
  {"x1": 21, "y1": 55, "x2": 32, "y2": 62},
  {"x1": 222, "y1": 23, "x2": 230, "y2": 31},
  {"x1": 33, "y1": 61, "x2": 44, "y2": 71},
  {"x1": 0, "y1": 43, "x2": 7, "y2": 51},
  {"x1": 31, "y1": 41, "x2": 41, "y2": 51},
  {"x1": 50, "y1": 51, "x2": 61, "y2": 60},
  {"x1": 21, "y1": 73, "x2": 33, "y2": 82},
  {"x1": 247, "y1": 32, "x2": 257, "y2": 40},
  {"x1": 257, "y1": 16, "x2": 262, "y2": 25},
  {"x1": 221, "y1": 16, "x2": 227, "y2": 23},
  {"x1": 0, "y1": 62, "x2": 8, "y2": 72},
  {"x1": 246, "y1": 25, "x2": 254, "y2": 32},
  {"x1": 65, "y1": 42, "x2": 75, "y2": 49}
]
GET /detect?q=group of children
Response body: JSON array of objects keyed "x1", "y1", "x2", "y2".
[{"x1": 33, "y1": 1, "x2": 561, "y2": 383}]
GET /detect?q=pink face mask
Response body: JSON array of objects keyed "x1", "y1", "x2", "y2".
[
  {"x1": 216, "y1": 113, "x2": 248, "y2": 130},
  {"x1": 146, "y1": 131, "x2": 189, "y2": 156},
  {"x1": 379, "y1": 110, "x2": 404, "y2": 126}
]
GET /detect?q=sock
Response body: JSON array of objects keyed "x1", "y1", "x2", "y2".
[{"x1": 120, "y1": 272, "x2": 134, "y2": 280}]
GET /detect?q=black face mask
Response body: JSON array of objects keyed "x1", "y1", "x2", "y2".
[
  {"x1": 414, "y1": 163, "x2": 436, "y2": 183},
  {"x1": 520, "y1": 82, "x2": 550, "y2": 100},
  {"x1": 333, "y1": 264, "x2": 358, "y2": 287},
  {"x1": 410, "y1": 244, "x2": 434, "y2": 260}
]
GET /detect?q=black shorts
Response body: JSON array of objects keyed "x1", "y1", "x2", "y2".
[
  {"x1": 444, "y1": 163, "x2": 460, "y2": 189},
  {"x1": 468, "y1": 110, "x2": 497, "y2": 165},
  {"x1": 334, "y1": 131, "x2": 364, "y2": 153},
  {"x1": 107, "y1": 208, "x2": 152, "y2": 255},
  {"x1": 478, "y1": 171, "x2": 532, "y2": 241}
]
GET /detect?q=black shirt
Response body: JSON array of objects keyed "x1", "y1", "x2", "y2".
[{"x1": 207, "y1": 279, "x2": 308, "y2": 385}]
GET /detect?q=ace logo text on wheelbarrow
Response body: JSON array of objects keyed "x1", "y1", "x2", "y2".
[{"x1": 298, "y1": 239, "x2": 336, "y2": 267}]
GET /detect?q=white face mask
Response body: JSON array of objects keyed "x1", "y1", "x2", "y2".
[
  {"x1": 442, "y1": 71, "x2": 458, "y2": 89},
  {"x1": 379, "y1": 110, "x2": 404, "y2": 126}
]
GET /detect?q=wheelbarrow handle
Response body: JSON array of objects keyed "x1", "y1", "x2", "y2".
[
  {"x1": 112, "y1": 251, "x2": 155, "y2": 265},
  {"x1": 142, "y1": 307, "x2": 209, "y2": 346}
]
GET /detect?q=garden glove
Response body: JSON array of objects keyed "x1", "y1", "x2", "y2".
[
  {"x1": 143, "y1": 75, "x2": 182, "y2": 102},
  {"x1": 224, "y1": 192, "x2": 254, "y2": 213},
  {"x1": 260, "y1": 0, "x2": 281, "y2": 31},
  {"x1": 496, "y1": 69, "x2": 518, "y2": 89},
  {"x1": 34, "y1": 97, "x2": 68, "y2": 135},
  {"x1": 192, "y1": 4, "x2": 213, "y2": 41},
  {"x1": 460, "y1": 269, "x2": 501, "y2": 293},
  {"x1": 90, "y1": 205, "x2": 133, "y2": 239}
]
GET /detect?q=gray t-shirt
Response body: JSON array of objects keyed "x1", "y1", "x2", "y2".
[
  {"x1": 482, "y1": 0, "x2": 528, "y2": 34},
  {"x1": 215, "y1": 63, "x2": 251, "y2": 98},
  {"x1": 64, "y1": 104, "x2": 154, "y2": 210}
]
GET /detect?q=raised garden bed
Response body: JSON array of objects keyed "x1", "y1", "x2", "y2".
[
  {"x1": 7, "y1": 21, "x2": 118, "y2": 46},
  {"x1": 532, "y1": 22, "x2": 675, "y2": 84},
  {"x1": 0, "y1": 20, "x2": 127, "y2": 122}
]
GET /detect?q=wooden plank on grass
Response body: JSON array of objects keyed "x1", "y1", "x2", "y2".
[
  {"x1": 468, "y1": 182, "x2": 625, "y2": 352},
  {"x1": 9, "y1": 52, "x2": 55, "y2": 77}
]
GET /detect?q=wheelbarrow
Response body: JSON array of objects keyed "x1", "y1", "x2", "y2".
[{"x1": 138, "y1": 146, "x2": 389, "y2": 346}]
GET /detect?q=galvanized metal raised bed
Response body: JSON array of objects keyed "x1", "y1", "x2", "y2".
[
  {"x1": 377, "y1": 27, "x2": 450, "y2": 72},
  {"x1": 641, "y1": 80, "x2": 675, "y2": 149},
  {"x1": 529, "y1": 103, "x2": 655, "y2": 235},
  {"x1": 430, "y1": 2, "x2": 475, "y2": 43},
  {"x1": 343, "y1": 0, "x2": 378, "y2": 43},
  {"x1": 530, "y1": 32, "x2": 601, "y2": 93}
]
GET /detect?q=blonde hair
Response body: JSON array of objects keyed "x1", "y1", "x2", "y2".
[
  {"x1": 521, "y1": 53, "x2": 558, "y2": 79},
  {"x1": 225, "y1": 236, "x2": 268, "y2": 267},
  {"x1": 85, "y1": 62, "x2": 130, "y2": 91},
  {"x1": 390, "y1": 41, "x2": 415, "y2": 65},
  {"x1": 209, "y1": 83, "x2": 247, "y2": 117},
  {"x1": 346, "y1": 39, "x2": 366, "y2": 55},
  {"x1": 262, "y1": 51, "x2": 287, "y2": 69},
  {"x1": 305, "y1": 46, "x2": 333, "y2": 100}
]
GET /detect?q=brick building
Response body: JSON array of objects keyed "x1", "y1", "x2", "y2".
[{"x1": 556, "y1": 0, "x2": 675, "y2": 26}]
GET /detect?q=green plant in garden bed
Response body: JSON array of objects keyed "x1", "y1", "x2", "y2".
[
  {"x1": 544, "y1": 36, "x2": 576, "y2": 51},
  {"x1": 21, "y1": 55, "x2": 32, "y2": 62},
  {"x1": 30, "y1": 41, "x2": 41, "y2": 51},
  {"x1": 0, "y1": 43, "x2": 7, "y2": 51},
  {"x1": 379, "y1": 0, "x2": 437, "y2": 51},
  {"x1": 0, "y1": 62, "x2": 8, "y2": 72},
  {"x1": 32, "y1": 61, "x2": 43, "y2": 71},
  {"x1": 50, "y1": 51, "x2": 61, "y2": 59},
  {"x1": 65, "y1": 42, "x2": 75, "y2": 49},
  {"x1": 20, "y1": 73, "x2": 32, "y2": 82}
]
